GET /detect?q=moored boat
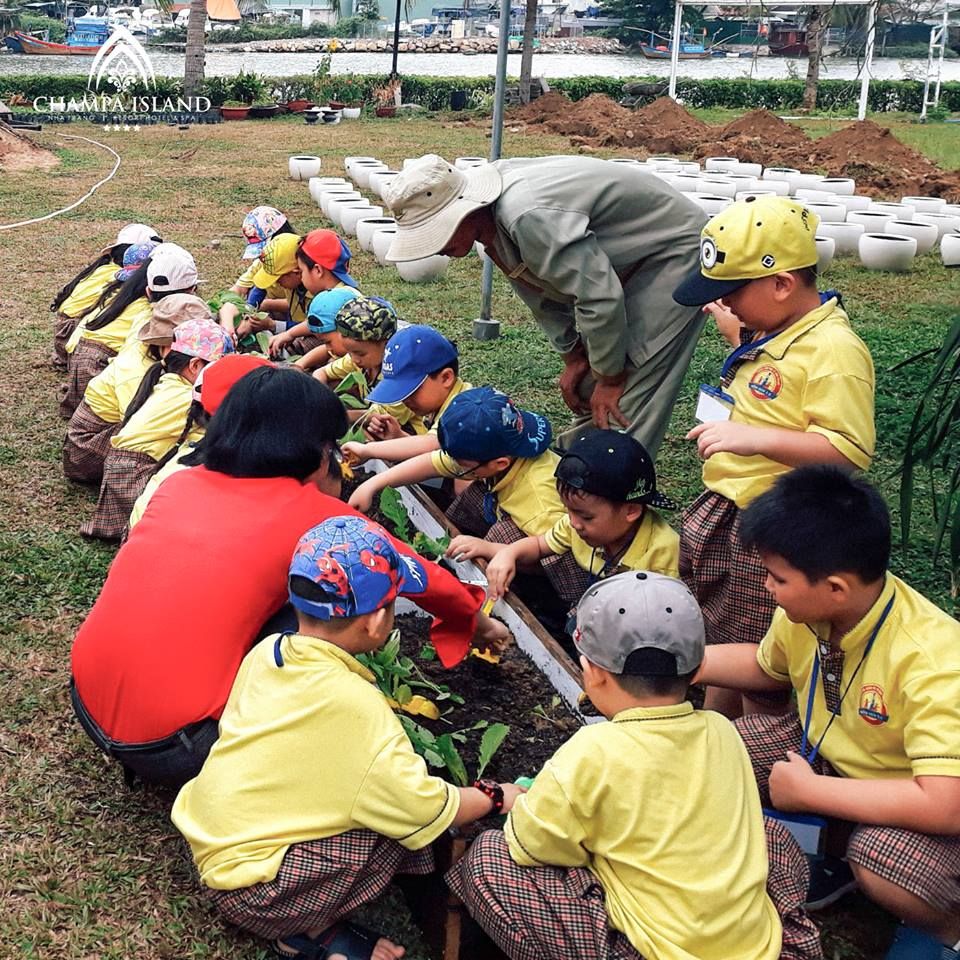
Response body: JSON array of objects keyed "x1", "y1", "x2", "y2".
[{"x1": 13, "y1": 17, "x2": 109, "y2": 55}]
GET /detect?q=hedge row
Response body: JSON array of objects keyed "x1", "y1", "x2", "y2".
[{"x1": 2, "y1": 72, "x2": 958, "y2": 113}]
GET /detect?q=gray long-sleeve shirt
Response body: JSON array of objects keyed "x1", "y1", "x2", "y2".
[{"x1": 487, "y1": 156, "x2": 707, "y2": 377}]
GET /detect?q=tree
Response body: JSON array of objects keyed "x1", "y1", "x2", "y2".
[
  {"x1": 600, "y1": 0, "x2": 702, "y2": 45},
  {"x1": 802, "y1": 4, "x2": 827, "y2": 111},
  {"x1": 518, "y1": 0, "x2": 537, "y2": 103},
  {"x1": 355, "y1": 0, "x2": 379, "y2": 19},
  {"x1": 183, "y1": 0, "x2": 207, "y2": 96}
]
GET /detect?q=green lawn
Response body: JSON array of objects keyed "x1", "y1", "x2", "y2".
[{"x1": 0, "y1": 110, "x2": 957, "y2": 959}]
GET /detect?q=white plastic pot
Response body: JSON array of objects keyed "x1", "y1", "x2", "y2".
[
  {"x1": 357, "y1": 217, "x2": 397, "y2": 252},
  {"x1": 735, "y1": 189, "x2": 779, "y2": 202},
  {"x1": 704, "y1": 156, "x2": 740, "y2": 173},
  {"x1": 848, "y1": 210, "x2": 897, "y2": 232},
  {"x1": 763, "y1": 166, "x2": 799, "y2": 182},
  {"x1": 816, "y1": 221, "x2": 864, "y2": 255},
  {"x1": 725, "y1": 174, "x2": 760, "y2": 192},
  {"x1": 819, "y1": 177, "x2": 856, "y2": 196},
  {"x1": 730, "y1": 161, "x2": 763, "y2": 178},
  {"x1": 342, "y1": 203, "x2": 382, "y2": 236},
  {"x1": 901, "y1": 195, "x2": 946, "y2": 213},
  {"x1": 646, "y1": 155, "x2": 678, "y2": 165},
  {"x1": 671, "y1": 174, "x2": 701, "y2": 193},
  {"x1": 941, "y1": 204, "x2": 960, "y2": 217},
  {"x1": 610, "y1": 157, "x2": 645, "y2": 166},
  {"x1": 342, "y1": 106, "x2": 362, "y2": 119},
  {"x1": 696, "y1": 177, "x2": 737, "y2": 199},
  {"x1": 369, "y1": 170, "x2": 401, "y2": 200},
  {"x1": 678, "y1": 161, "x2": 701, "y2": 174},
  {"x1": 372, "y1": 228, "x2": 397, "y2": 265},
  {"x1": 328, "y1": 198, "x2": 371, "y2": 230},
  {"x1": 753, "y1": 179, "x2": 790, "y2": 196},
  {"x1": 796, "y1": 188, "x2": 839, "y2": 203},
  {"x1": 793, "y1": 173, "x2": 826, "y2": 191},
  {"x1": 815, "y1": 235, "x2": 835, "y2": 272},
  {"x1": 688, "y1": 194, "x2": 733, "y2": 216},
  {"x1": 351, "y1": 161, "x2": 389, "y2": 190},
  {"x1": 913, "y1": 212, "x2": 960, "y2": 239},
  {"x1": 344, "y1": 155, "x2": 377, "y2": 175},
  {"x1": 832, "y1": 195, "x2": 872, "y2": 215},
  {"x1": 802, "y1": 201, "x2": 847, "y2": 223},
  {"x1": 941, "y1": 232, "x2": 960, "y2": 267},
  {"x1": 869, "y1": 201, "x2": 916, "y2": 221},
  {"x1": 309, "y1": 176, "x2": 347, "y2": 205},
  {"x1": 320, "y1": 188, "x2": 361, "y2": 219},
  {"x1": 455, "y1": 156, "x2": 488, "y2": 169},
  {"x1": 884, "y1": 219, "x2": 938, "y2": 255},
  {"x1": 396, "y1": 255, "x2": 450, "y2": 283},
  {"x1": 858, "y1": 233, "x2": 918, "y2": 272},
  {"x1": 289, "y1": 155, "x2": 322, "y2": 181},
  {"x1": 651, "y1": 161, "x2": 684, "y2": 174}
]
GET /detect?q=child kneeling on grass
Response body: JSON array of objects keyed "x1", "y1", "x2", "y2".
[
  {"x1": 290, "y1": 284, "x2": 359, "y2": 373},
  {"x1": 449, "y1": 570, "x2": 822, "y2": 960},
  {"x1": 485, "y1": 430, "x2": 679, "y2": 608},
  {"x1": 172, "y1": 515, "x2": 524, "y2": 960},
  {"x1": 342, "y1": 325, "x2": 472, "y2": 458},
  {"x1": 695, "y1": 466, "x2": 960, "y2": 960}
]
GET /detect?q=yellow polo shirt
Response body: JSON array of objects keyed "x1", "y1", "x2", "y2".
[
  {"x1": 431, "y1": 449, "x2": 565, "y2": 537},
  {"x1": 110, "y1": 373, "x2": 203, "y2": 461},
  {"x1": 58, "y1": 263, "x2": 117, "y2": 318},
  {"x1": 172, "y1": 633, "x2": 460, "y2": 891},
  {"x1": 703, "y1": 298, "x2": 875, "y2": 509},
  {"x1": 506, "y1": 702, "x2": 781, "y2": 960},
  {"x1": 544, "y1": 509, "x2": 679, "y2": 579},
  {"x1": 128, "y1": 441, "x2": 195, "y2": 528},
  {"x1": 235, "y1": 261, "x2": 258, "y2": 289},
  {"x1": 369, "y1": 377, "x2": 472, "y2": 438},
  {"x1": 84, "y1": 340, "x2": 154, "y2": 424},
  {"x1": 324, "y1": 354, "x2": 419, "y2": 427},
  {"x1": 67, "y1": 298, "x2": 153, "y2": 355},
  {"x1": 758, "y1": 574, "x2": 960, "y2": 782}
]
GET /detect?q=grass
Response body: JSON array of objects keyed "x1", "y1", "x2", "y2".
[{"x1": 1, "y1": 110, "x2": 958, "y2": 959}]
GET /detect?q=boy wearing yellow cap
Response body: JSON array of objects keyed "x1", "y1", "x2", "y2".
[{"x1": 671, "y1": 196, "x2": 875, "y2": 718}]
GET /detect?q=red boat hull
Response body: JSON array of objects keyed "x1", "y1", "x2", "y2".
[{"x1": 13, "y1": 31, "x2": 102, "y2": 54}]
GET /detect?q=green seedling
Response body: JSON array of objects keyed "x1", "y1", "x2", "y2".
[
  {"x1": 334, "y1": 369, "x2": 370, "y2": 411},
  {"x1": 412, "y1": 531, "x2": 451, "y2": 561},
  {"x1": 379, "y1": 486, "x2": 414, "y2": 544},
  {"x1": 399, "y1": 716, "x2": 511, "y2": 787}
]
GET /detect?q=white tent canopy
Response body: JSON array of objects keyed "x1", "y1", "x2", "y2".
[{"x1": 667, "y1": 0, "x2": 880, "y2": 120}]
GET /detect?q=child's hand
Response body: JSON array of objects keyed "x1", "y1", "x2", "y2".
[
  {"x1": 769, "y1": 751, "x2": 818, "y2": 812},
  {"x1": 341, "y1": 441, "x2": 369, "y2": 466},
  {"x1": 686, "y1": 421, "x2": 762, "y2": 459},
  {"x1": 485, "y1": 552, "x2": 517, "y2": 601},
  {"x1": 446, "y1": 535, "x2": 494, "y2": 563},
  {"x1": 348, "y1": 481, "x2": 377, "y2": 514},
  {"x1": 235, "y1": 318, "x2": 253, "y2": 338},
  {"x1": 500, "y1": 781, "x2": 528, "y2": 814},
  {"x1": 704, "y1": 299, "x2": 744, "y2": 348},
  {"x1": 365, "y1": 414, "x2": 404, "y2": 440},
  {"x1": 472, "y1": 612, "x2": 512, "y2": 656},
  {"x1": 247, "y1": 313, "x2": 275, "y2": 333},
  {"x1": 268, "y1": 332, "x2": 291, "y2": 358}
]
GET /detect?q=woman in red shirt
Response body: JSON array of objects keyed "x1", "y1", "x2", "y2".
[{"x1": 70, "y1": 365, "x2": 498, "y2": 788}]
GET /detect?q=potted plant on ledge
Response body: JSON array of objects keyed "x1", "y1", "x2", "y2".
[
  {"x1": 372, "y1": 77, "x2": 400, "y2": 118},
  {"x1": 221, "y1": 100, "x2": 252, "y2": 120}
]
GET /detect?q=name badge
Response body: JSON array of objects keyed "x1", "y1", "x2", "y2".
[
  {"x1": 696, "y1": 384, "x2": 735, "y2": 423},
  {"x1": 763, "y1": 808, "x2": 827, "y2": 857}
]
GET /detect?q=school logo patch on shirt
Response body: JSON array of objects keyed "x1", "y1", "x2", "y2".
[
  {"x1": 858, "y1": 684, "x2": 889, "y2": 725},
  {"x1": 748, "y1": 364, "x2": 783, "y2": 401}
]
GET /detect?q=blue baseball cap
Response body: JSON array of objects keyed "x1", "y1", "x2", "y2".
[
  {"x1": 115, "y1": 240, "x2": 159, "y2": 282},
  {"x1": 288, "y1": 516, "x2": 427, "y2": 621},
  {"x1": 307, "y1": 286, "x2": 361, "y2": 334},
  {"x1": 366, "y1": 325, "x2": 458, "y2": 405},
  {"x1": 438, "y1": 387, "x2": 552, "y2": 463}
]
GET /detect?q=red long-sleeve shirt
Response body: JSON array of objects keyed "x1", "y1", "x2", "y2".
[{"x1": 71, "y1": 467, "x2": 481, "y2": 743}]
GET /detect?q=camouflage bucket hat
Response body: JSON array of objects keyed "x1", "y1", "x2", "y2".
[{"x1": 334, "y1": 294, "x2": 399, "y2": 342}]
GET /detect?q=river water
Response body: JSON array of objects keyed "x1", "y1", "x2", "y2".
[{"x1": 2, "y1": 48, "x2": 959, "y2": 81}]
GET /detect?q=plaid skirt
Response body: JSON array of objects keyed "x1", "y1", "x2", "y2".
[
  {"x1": 208, "y1": 829, "x2": 435, "y2": 941},
  {"x1": 447, "y1": 827, "x2": 820, "y2": 960},
  {"x1": 447, "y1": 483, "x2": 590, "y2": 605},
  {"x1": 287, "y1": 333, "x2": 324, "y2": 357},
  {"x1": 59, "y1": 340, "x2": 116, "y2": 420},
  {"x1": 736, "y1": 712, "x2": 960, "y2": 915},
  {"x1": 63, "y1": 401, "x2": 119, "y2": 484},
  {"x1": 679, "y1": 489, "x2": 778, "y2": 646},
  {"x1": 81, "y1": 448, "x2": 156, "y2": 541},
  {"x1": 52, "y1": 313, "x2": 78, "y2": 371}
]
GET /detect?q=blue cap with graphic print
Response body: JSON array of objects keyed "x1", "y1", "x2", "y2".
[{"x1": 366, "y1": 325, "x2": 458, "y2": 405}]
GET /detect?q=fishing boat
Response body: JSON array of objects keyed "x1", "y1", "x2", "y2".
[
  {"x1": 13, "y1": 16, "x2": 109, "y2": 54},
  {"x1": 767, "y1": 23, "x2": 808, "y2": 56},
  {"x1": 638, "y1": 29, "x2": 711, "y2": 59}
]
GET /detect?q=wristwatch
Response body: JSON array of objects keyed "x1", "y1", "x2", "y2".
[{"x1": 473, "y1": 778, "x2": 504, "y2": 814}]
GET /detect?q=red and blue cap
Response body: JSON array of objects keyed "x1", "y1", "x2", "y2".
[
  {"x1": 300, "y1": 229, "x2": 358, "y2": 289},
  {"x1": 438, "y1": 386, "x2": 552, "y2": 463},
  {"x1": 366, "y1": 325, "x2": 458, "y2": 405},
  {"x1": 115, "y1": 240, "x2": 159, "y2": 282},
  {"x1": 288, "y1": 516, "x2": 427, "y2": 621}
]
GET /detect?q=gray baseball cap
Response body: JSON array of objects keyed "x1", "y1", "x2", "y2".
[{"x1": 574, "y1": 571, "x2": 705, "y2": 676}]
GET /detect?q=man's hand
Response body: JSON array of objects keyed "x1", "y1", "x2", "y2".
[
  {"x1": 365, "y1": 414, "x2": 405, "y2": 440},
  {"x1": 769, "y1": 751, "x2": 819, "y2": 812},
  {"x1": 589, "y1": 375, "x2": 629, "y2": 430},
  {"x1": 446, "y1": 535, "x2": 495, "y2": 563},
  {"x1": 687, "y1": 420, "x2": 763, "y2": 459},
  {"x1": 472, "y1": 612, "x2": 512, "y2": 656},
  {"x1": 558, "y1": 343, "x2": 592, "y2": 414}
]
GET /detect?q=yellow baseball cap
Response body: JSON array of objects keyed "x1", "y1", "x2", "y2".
[
  {"x1": 252, "y1": 233, "x2": 302, "y2": 289},
  {"x1": 673, "y1": 195, "x2": 820, "y2": 306}
]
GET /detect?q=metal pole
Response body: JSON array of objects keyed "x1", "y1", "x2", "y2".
[
  {"x1": 475, "y1": 0, "x2": 510, "y2": 335},
  {"x1": 857, "y1": 0, "x2": 876, "y2": 121},
  {"x1": 668, "y1": 0, "x2": 683, "y2": 100},
  {"x1": 390, "y1": 0, "x2": 402, "y2": 77}
]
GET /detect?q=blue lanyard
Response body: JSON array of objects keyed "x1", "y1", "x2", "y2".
[
  {"x1": 720, "y1": 332, "x2": 779, "y2": 381},
  {"x1": 800, "y1": 596, "x2": 894, "y2": 763}
]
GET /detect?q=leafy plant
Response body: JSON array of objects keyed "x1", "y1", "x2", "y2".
[
  {"x1": 333, "y1": 370, "x2": 369, "y2": 410},
  {"x1": 412, "y1": 531, "x2": 450, "y2": 561},
  {"x1": 379, "y1": 486, "x2": 413, "y2": 544},
  {"x1": 895, "y1": 315, "x2": 960, "y2": 595},
  {"x1": 477, "y1": 723, "x2": 510, "y2": 779},
  {"x1": 229, "y1": 69, "x2": 266, "y2": 105},
  {"x1": 399, "y1": 716, "x2": 510, "y2": 786}
]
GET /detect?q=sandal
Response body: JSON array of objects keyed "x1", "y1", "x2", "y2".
[{"x1": 274, "y1": 920, "x2": 381, "y2": 960}]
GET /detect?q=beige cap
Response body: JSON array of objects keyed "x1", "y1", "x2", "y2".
[
  {"x1": 138, "y1": 293, "x2": 212, "y2": 345},
  {"x1": 382, "y1": 154, "x2": 502, "y2": 263}
]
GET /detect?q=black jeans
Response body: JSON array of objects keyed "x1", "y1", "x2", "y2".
[{"x1": 70, "y1": 680, "x2": 219, "y2": 790}]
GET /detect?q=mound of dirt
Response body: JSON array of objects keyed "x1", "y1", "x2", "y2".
[
  {"x1": 507, "y1": 90, "x2": 571, "y2": 125},
  {"x1": 0, "y1": 122, "x2": 58, "y2": 172},
  {"x1": 721, "y1": 108, "x2": 811, "y2": 148}
]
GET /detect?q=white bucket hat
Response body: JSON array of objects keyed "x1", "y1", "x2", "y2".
[
  {"x1": 383, "y1": 154, "x2": 503, "y2": 263},
  {"x1": 101, "y1": 222, "x2": 160, "y2": 255},
  {"x1": 147, "y1": 242, "x2": 200, "y2": 293}
]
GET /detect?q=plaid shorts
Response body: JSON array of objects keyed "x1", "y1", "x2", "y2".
[
  {"x1": 287, "y1": 333, "x2": 323, "y2": 357},
  {"x1": 208, "y1": 829, "x2": 434, "y2": 941},
  {"x1": 63, "y1": 401, "x2": 119, "y2": 484},
  {"x1": 81, "y1": 448, "x2": 156, "y2": 541},
  {"x1": 447, "y1": 483, "x2": 590, "y2": 605},
  {"x1": 448, "y1": 827, "x2": 820, "y2": 960},
  {"x1": 59, "y1": 340, "x2": 116, "y2": 420},
  {"x1": 736, "y1": 712, "x2": 960, "y2": 915},
  {"x1": 680, "y1": 490, "x2": 777, "y2": 646},
  {"x1": 52, "y1": 313, "x2": 78, "y2": 370}
]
